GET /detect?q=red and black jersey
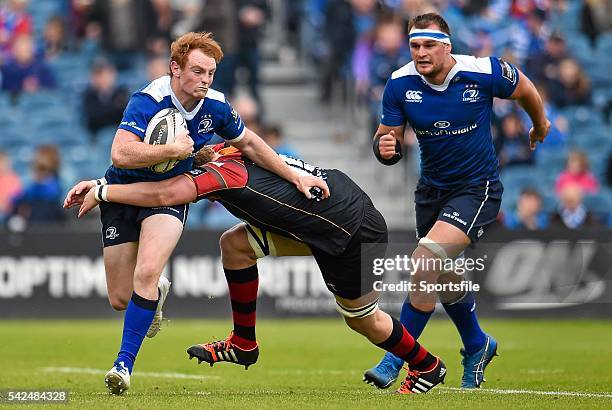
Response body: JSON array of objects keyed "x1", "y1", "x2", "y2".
[{"x1": 184, "y1": 145, "x2": 369, "y2": 255}]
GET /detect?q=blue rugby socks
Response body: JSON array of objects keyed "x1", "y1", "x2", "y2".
[
  {"x1": 442, "y1": 291, "x2": 486, "y2": 354},
  {"x1": 115, "y1": 292, "x2": 158, "y2": 373},
  {"x1": 399, "y1": 299, "x2": 434, "y2": 339}
]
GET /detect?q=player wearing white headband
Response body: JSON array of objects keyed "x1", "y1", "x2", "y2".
[{"x1": 367, "y1": 13, "x2": 551, "y2": 392}]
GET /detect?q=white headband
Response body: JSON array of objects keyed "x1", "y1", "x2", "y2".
[{"x1": 409, "y1": 28, "x2": 451, "y2": 45}]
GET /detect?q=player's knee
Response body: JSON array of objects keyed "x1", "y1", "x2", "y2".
[
  {"x1": 411, "y1": 237, "x2": 448, "y2": 282},
  {"x1": 133, "y1": 262, "x2": 162, "y2": 285},
  {"x1": 108, "y1": 295, "x2": 129, "y2": 311},
  {"x1": 344, "y1": 316, "x2": 367, "y2": 333},
  {"x1": 219, "y1": 229, "x2": 239, "y2": 254},
  {"x1": 336, "y1": 299, "x2": 379, "y2": 335},
  {"x1": 220, "y1": 228, "x2": 252, "y2": 259}
]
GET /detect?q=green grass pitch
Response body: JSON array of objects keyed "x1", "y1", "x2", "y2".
[{"x1": 1, "y1": 318, "x2": 611, "y2": 409}]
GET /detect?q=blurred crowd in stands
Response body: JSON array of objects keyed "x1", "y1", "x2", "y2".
[{"x1": 0, "y1": 0, "x2": 610, "y2": 231}]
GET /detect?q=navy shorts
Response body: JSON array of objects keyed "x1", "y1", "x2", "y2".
[
  {"x1": 100, "y1": 202, "x2": 189, "y2": 247},
  {"x1": 414, "y1": 180, "x2": 503, "y2": 243}
]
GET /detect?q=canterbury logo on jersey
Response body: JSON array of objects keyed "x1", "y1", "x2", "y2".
[
  {"x1": 405, "y1": 90, "x2": 423, "y2": 102},
  {"x1": 499, "y1": 59, "x2": 517, "y2": 85}
]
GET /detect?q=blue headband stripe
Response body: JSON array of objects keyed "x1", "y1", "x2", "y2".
[{"x1": 409, "y1": 32, "x2": 450, "y2": 40}]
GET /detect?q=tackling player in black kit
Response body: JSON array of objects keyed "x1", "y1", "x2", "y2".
[{"x1": 68, "y1": 144, "x2": 447, "y2": 394}]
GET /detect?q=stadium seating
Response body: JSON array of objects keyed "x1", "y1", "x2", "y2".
[
  {"x1": 0, "y1": 0, "x2": 606, "y2": 231},
  {"x1": 583, "y1": 191, "x2": 612, "y2": 221}
]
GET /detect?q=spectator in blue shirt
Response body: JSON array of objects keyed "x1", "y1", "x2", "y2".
[
  {"x1": 1, "y1": 34, "x2": 56, "y2": 96},
  {"x1": 504, "y1": 188, "x2": 549, "y2": 230},
  {"x1": 498, "y1": 111, "x2": 534, "y2": 168},
  {"x1": 8, "y1": 145, "x2": 64, "y2": 226},
  {"x1": 366, "y1": 17, "x2": 411, "y2": 136}
]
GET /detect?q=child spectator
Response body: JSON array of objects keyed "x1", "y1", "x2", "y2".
[{"x1": 555, "y1": 151, "x2": 599, "y2": 195}]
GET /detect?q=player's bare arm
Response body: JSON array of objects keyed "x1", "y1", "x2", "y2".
[
  {"x1": 111, "y1": 127, "x2": 194, "y2": 169},
  {"x1": 232, "y1": 128, "x2": 330, "y2": 199},
  {"x1": 64, "y1": 180, "x2": 97, "y2": 209},
  {"x1": 77, "y1": 175, "x2": 197, "y2": 218},
  {"x1": 373, "y1": 124, "x2": 405, "y2": 163},
  {"x1": 508, "y1": 69, "x2": 551, "y2": 150}
]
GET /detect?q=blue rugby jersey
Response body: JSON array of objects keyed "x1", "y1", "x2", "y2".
[
  {"x1": 381, "y1": 55, "x2": 519, "y2": 189},
  {"x1": 105, "y1": 75, "x2": 245, "y2": 183}
]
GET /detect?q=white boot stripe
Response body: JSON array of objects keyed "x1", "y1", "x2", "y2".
[
  {"x1": 229, "y1": 350, "x2": 238, "y2": 362},
  {"x1": 419, "y1": 378, "x2": 434, "y2": 387},
  {"x1": 415, "y1": 382, "x2": 429, "y2": 391}
]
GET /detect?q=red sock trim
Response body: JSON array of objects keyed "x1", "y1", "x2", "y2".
[{"x1": 230, "y1": 333, "x2": 258, "y2": 350}]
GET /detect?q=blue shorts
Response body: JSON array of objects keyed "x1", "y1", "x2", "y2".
[
  {"x1": 414, "y1": 180, "x2": 503, "y2": 243},
  {"x1": 99, "y1": 202, "x2": 189, "y2": 247}
]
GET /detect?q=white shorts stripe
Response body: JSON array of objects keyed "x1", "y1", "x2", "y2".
[
  {"x1": 467, "y1": 180, "x2": 490, "y2": 235},
  {"x1": 181, "y1": 204, "x2": 188, "y2": 226}
]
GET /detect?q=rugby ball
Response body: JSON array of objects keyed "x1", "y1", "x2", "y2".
[{"x1": 144, "y1": 108, "x2": 186, "y2": 173}]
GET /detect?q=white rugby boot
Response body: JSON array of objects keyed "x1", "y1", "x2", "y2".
[
  {"x1": 105, "y1": 361, "x2": 130, "y2": 395},
  {"x1": 146, "y1": 276, "x2": 171, "y2": 338}
]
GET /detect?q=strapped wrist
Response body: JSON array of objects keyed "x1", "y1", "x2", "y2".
[
  {"x1": 94, "y1": 185, "x2": 109, "y2": 202},
  {"x1": 90, "y1": 177, "x2": 107, "y2": 186},
  {"x1": 373, "y1": 137, "x2": 403, "y2": 166}
]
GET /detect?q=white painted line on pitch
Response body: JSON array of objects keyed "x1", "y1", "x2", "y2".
[
  {"x1": 39, "y1": 367, "x2": 612, "y2": 399},
  {"x1": 41, "y1": 367, "x2": 220, "y2": 380},
  {"x1": 440, "y1": 387, "x2": 612, "y2": 399},
  {"x1": 520, "y1": 368, "x2": 565, "y2": 375},
  {"x1": 268, "y1": 369, "x2": 360, "y2": 375}
]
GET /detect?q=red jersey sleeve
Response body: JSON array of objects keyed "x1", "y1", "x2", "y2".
[{"x1": 184, "y1": 158, "x2": 248, "y2": 199}]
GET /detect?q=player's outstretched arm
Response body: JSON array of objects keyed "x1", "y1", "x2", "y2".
[
  {"x1": 111, "y1": 128, "x2": 194, "y2": 169},
  {"x1": 373, "y1": 124, "x2": 405, "y2": 165},
  {"x1": 77, "y1": 176, "x2": 198, "y2": 218},
  {"x1": 64, "y1": 180, "x2": 97, "y2": 209},
  {"x1": 232, "y1": 128, "x2": 330, "y2": 199},
  {"x1": 508, "y1": 69, "x2": 551, "y2": 150},
  {"x1": 63, "y1": 178, "x2": 108, "y2": 209}
]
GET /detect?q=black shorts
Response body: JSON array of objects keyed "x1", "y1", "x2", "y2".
[
  {"x1": 99, "y1": 202, "x2": 189, "y2": 247},
  {"x1": 311, "y1": 194, "x2": 388, "y2": 300},
  {"x1": 415, "y1": 179, "x2": 503, "y2": 243}
]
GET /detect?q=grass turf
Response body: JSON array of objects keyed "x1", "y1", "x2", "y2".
[{"x1": 0, "y1": 318, "x2": 611, "y2": 409}]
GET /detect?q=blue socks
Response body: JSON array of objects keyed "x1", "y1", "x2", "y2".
[
  {"x1": 115, "y1": 292, "x2": 158, "y2": 373},
  {"x1": 442, "y1": 291, "x2": 486, "y2": 354},
  {"x1": 399, "y1": 300, "x2": 434, "y2": 339}
]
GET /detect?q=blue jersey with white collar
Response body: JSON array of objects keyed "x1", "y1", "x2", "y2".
[
  {"x1": 105, "y1": 75, "x2": 245, "y2": 183},
  {"x1": 381, "y1": 55, "x2": 519, "y2": 189}
]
